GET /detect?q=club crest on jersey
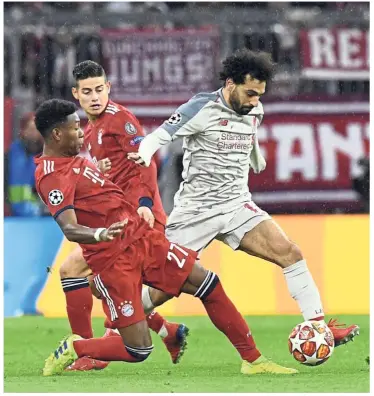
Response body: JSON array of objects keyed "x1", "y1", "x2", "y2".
[
  {"x1": 98, "y1": 129, "x2": 103, "y2": 144},
  {"x1": 48, "y1": 189, "x2": 64, "y2": 206},
  {"x1": 118, "y1": 301, "x2": 134, "y2": 317},
  {"x1": 130, "y1": 136, "x2": 144, "y2": 146},
  {"x1": 167, "y1": 112, "x2": 182, "y2": 125},
  {"x1": 125, "y1": 122, "x2": 137, "y2": 135}
]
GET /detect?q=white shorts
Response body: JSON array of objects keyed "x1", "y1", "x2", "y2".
[{"x1": 165, "y1": 200, "x2": 271, "y2": 257}]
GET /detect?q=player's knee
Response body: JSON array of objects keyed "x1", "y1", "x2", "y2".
[
  {"x1": 276, "y1": 242, "x2": 303, "y2": 268},
  {"x1": 59, "y1": 253, "x2": 91, "y2": 279},
  {"x1": 59, "y1": 259, "x2": 74, "y2": 279},
  {"x1": 289, "y1": 243, "x2": 303, "y2": 264},
  {"x1": 125, "y1": 344, "x2": 154, "y2": 362}
]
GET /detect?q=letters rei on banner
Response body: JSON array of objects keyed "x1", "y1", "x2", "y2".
[{"x1": 300, "y1": 28, "x2": 369, "y2": 80}]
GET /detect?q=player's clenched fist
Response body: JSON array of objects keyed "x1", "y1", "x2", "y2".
[
  {"x1": 98, "y1": 157, "x2": 112, "y2": 176},
  {"x1": 137, "y1": 206, "x2": 155, "y2": 228},
  {"x1": 99, "y1": 219, "x2": 128, "y2": 241}
]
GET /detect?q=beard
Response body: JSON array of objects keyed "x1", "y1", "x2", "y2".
[{"x1": 229, "y1": 89, "x2": 254, "y2": 115}]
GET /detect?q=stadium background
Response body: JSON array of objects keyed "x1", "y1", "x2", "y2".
[{"x1": 4, "y1": 1, "x2": 369, "y2": 319}]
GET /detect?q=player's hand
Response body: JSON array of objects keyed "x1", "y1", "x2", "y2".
[
  {"x1": 127, "y1": 152, "x2": 146, "y2": 166},
  {"x1": 98, "y1": 157, "x2": 112, "y2": 176},
  {"x1": 100, "y1": 219, "x2": 128, "y2": 241},
  {"x1": 137, "y1": 206, "x2": 155, "y2": 228}
]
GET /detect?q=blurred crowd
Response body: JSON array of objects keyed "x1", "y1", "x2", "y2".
[{"x1": 4, "y1": 2, "x2": 370, "y2": 216}]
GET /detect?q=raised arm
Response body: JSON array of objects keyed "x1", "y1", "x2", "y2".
[{"x1": 129, "y1": 93, "x2": 215, "y2": 166}]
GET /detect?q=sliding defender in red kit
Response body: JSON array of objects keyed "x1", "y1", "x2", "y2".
[{"x1": 57, "y1": 61, "x2": 185, "y2": 371}]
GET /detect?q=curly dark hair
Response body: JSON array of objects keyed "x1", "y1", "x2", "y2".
[
  {"x1": 35, "y1": 99, "x2": 77, "y2": 139},
  {"x1": 219, "y1": 49, "x2": 275, "y2": 85},
  {"x1": 72, "y1": 60, "x2": 106, "y2": 86}
]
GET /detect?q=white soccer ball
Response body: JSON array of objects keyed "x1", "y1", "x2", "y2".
[{"x1": 288, "y1": 320, "x2": 334, "y2": 366}]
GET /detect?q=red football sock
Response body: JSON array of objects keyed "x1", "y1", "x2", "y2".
[
  {"x1": 62, "y1": 280, "x2": 93, "y2": 339},
  {"x1": 146, "y1": 311, "x2": 165, "y2": 334},
  {"x1": 202, "y1": 280, "x2": 261, "y2": 363},
  {"x1": 73, "y1": 337, "x2": 139, "y2": 362}
]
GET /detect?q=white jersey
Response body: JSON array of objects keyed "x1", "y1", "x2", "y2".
[{"x1": 159, "y1": 88, "x2": 266, "y2": 211}]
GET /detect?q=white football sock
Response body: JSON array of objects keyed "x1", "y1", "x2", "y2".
[
  {"x1": 142, "y1": 287, "x2": 155, "y2": 315},
  {"x1": 283, "y1": 259, "x2": 324, "y2": 321}
]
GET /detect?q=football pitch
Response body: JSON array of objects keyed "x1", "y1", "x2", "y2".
[{"x1": 4, "y1": 315, "x2": 369, "y2": 393}]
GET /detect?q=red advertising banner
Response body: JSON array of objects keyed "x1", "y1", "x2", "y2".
[
  {"x1": 101, "y1": 27, "x2": 220, "y2": 103},
  {"x1": 300, "y1": 28, "x2": 369, "y2": 80}
]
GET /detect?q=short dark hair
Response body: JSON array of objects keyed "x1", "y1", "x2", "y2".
[
  {"x1": 219, "y1": 49, "x2": 275, "y2": 85},
  {"x1": 35, "y1": 99, "x2": 77, "y2": 138},
  {"x1": 72, "y1": 60, "x2": 106, "y2": 86}
]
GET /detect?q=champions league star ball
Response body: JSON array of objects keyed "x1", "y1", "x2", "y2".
[{"x1": 288, "y1": 320, "x2": 334, "y2": 366}]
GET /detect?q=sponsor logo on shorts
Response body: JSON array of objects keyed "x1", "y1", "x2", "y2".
[
  {"x1": 130, "y1": 136, "x2": 144, "y2": 146},
  {"x1": 125, "y1": 122, "x2": 137, "y2": 135},
  {"x1": 119, "y1": 301, "x2": 134, "y2": 317}
]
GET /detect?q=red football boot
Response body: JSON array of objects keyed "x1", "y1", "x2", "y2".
[
  {"x1": 162, "y1": 322, "x2": 189, "y2": 364},
  {"x1": 328, "y1": 318, "x2": 360, "y2": 347},
  {"x1": 65, "y1": 328, "x2": 119, "y2": 371},
  {"x1": 65, "y1": 356, "x2": 109, "y2": 371}
]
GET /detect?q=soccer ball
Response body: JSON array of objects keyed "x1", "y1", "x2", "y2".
[{"x1": 288, "y1": 320, "x2": 334, "y2": 366}]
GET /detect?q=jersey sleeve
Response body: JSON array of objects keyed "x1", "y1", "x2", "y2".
[
  {"x1": 37, "y1": 173, "x2": 76, "y2": 219},
  {"x1": 109, "y1": 112, "x2": 158, "y2": 206},
  {"x1": 159, "y1": 93, "x2": 215, "y2": 138}
]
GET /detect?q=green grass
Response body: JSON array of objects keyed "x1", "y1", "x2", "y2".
[{"x1": 4, "y1": 315, "x2": 369, "y2": 393}]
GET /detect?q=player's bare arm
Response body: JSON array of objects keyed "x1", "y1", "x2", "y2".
[{"x1": 55, "y1": 208, "x2": 127, "y2": 244}]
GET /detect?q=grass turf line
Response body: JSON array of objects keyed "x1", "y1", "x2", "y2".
[{"x1": 4, "y1": 315, "x2": 369, "y2": 393}]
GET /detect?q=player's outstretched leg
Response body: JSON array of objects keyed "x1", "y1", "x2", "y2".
[
  {"x1": 43, "y1": 320, "x2": 153, "y2": 376},
  {"x1": 239, "y1": 219, "x2": 360, "y2": 347},
  {"x1": 146, "y1": 263, "x2": 298, "y2": 375}
]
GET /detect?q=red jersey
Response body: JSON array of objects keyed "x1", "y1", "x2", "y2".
[
  {"x1": 34, "y1": 155, "x2": 149, "y2": 273},
  {"x1": 84, "y1": 100, "x2": 166, "y2": 227}
]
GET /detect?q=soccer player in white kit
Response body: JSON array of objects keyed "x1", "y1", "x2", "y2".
[{"x1": 129, "y1": 49, "x2": 359, "y2": 361}]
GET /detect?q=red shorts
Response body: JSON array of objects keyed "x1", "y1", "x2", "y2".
[{"x1": 94, "y1": 228, "x2": 197, "y2": 329}]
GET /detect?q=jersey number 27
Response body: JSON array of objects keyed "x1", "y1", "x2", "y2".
[{"x1": 167, "y1": 243, "x2": 189, "y2": 268}]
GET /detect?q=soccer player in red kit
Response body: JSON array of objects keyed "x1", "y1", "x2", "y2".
[
  {"x1": 35, "y1": 99, "x2": 298, "y2": 376},
  {"x1": 58, "y1": 61, "x2": 186, "y2": 370}
]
